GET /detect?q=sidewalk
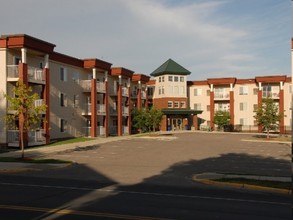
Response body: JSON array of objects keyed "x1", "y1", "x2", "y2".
[{"x1": 193, "y1": 172, "x2": 291, "y2": 194}]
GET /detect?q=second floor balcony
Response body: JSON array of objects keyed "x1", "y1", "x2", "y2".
[
  {"x1": 262, "y1": 91, "x2": 279, "y2": 99},
  {"x1": 7, "y1": 129, "x2": 45, "y2": 147},
  {"x1": 214, "y1": 92, "x2": 230, "y2": 100},
  {"x1": 80, "y1": 80, "x2": 106, "y2": 93},
  {"x1": 7, "y1": 65, "x2": 45, "y2": 84}
]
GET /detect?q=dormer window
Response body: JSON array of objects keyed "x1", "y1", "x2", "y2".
[
  {"x1": 168, "y1": 76, "x2": 173, "y2": 82},
  {"x1": 174, "y1": 76, "x2": 178, "y2": 82}
]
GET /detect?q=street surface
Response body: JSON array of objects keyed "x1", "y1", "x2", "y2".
[{"x1": 0, "y1": 132, "x2": 291, "y2": 219}]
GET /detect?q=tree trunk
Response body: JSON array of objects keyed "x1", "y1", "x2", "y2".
[
  {"x1": 19, "y1": 112, "x2": 25, "y2": 158},
  {"x1": 266, "y1": 130, "x2": 270, "y2": 139}
]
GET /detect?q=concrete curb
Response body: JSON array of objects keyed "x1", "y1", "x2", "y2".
[{"x1": 192, "y1": 174, "x2": 292, "y2": 195}]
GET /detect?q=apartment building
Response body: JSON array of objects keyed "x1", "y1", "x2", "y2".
[
  {"x1": 0, "y1": 34, "x2": 149, "y2": 147},
  {"x1": 148, "y1": 59, "x2": 292, "y2": 134}
]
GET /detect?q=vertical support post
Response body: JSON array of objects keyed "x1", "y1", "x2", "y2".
[
  {"x1": 229, "y1": 83, "x2": 234, "y2": 130},
  {"x1": 104, "y1": 71, "x2": 109, "y2": 137},
  {"x1": 117, "y1": 75, "x2": 122, "y2": 136},
  {"x1": 91, "y1": 78, "x2": 97, "y2": 137},
  {"x1": 258, "y1": 82, "x2": 263, "y2": 132},
  {"x1": 44, "y1": 67, "x2": 50, "y2": 144},
  {"x1": 209, "y1": 84, "x2": 214, "y2": 130},
  {"x1": 279, "y1": 81, "x2": 285, "y2": 134},
  {"x1": 137, "y1": 81, "x2": 142, "y2": 110}
]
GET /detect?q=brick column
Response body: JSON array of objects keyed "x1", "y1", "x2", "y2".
[
  {"x1": 279, "y1": 89, "x2": 285, "y2": 134},
  {"x1": 128, "y1": 87, "x2": 131, "y2": 134},
  {"x1": 137, "y1": 88, "x2": 141, "y2": 110},
  {"x1": 43, "y1": 68, "x2": 50, "y2": 144},
  {"x1": 193, "y1": 114, "x2": 198, "y2": 130},
  {"x1": 210, "y1": 91, "x2": 214, "y2": 130},
  {"x1": 90, "y1": 79, "x2": 97, "y2": 137},
  {"x1": 117, "y1": 83, "x2": 122, "y2": 136},
  {"x1": 160, "y1": 115, "x2": 167, "y2": 131}
]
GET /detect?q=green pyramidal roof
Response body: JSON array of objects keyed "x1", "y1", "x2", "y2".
[{"x1": 150, "y1": 59, "x2": 191, "y2": 77}]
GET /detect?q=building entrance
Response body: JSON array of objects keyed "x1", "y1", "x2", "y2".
[{"x1": 171, "y1": 118, "x2": 183, "y2": 130}]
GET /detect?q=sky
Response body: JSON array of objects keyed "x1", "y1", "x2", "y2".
[{"x1": 0, "y1": 0, "x2": 291, "y2": 80}]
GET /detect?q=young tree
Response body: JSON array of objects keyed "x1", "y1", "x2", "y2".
[
  {"x1": 214, "y1": 110, "x2": 230, "y2": 131},
  {"x1": 132, "y1": 108, "x2": 149, "y2": 132},
  {"x1": 149, "y1": 106, "x2": 163, "y2": 132},
  {"x1": 5, "y1": 81, "x2": 47, "y2": 158},
  {"x1": 254, "y1": 97, "x2": 282, "y2": 139}
]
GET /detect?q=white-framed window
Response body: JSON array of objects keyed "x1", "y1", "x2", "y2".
[
  {"x1": 174, "y1": 86, "x2": 179, "y2": 94},
  {"x1": 14, "y1": 56, "x2": 21, "y2": 65},
  {"x1": 194, "y1": 88, "x2": 202, "y2": 96},
  {"x1": 174, "y1": 101, "x2": 179, "y2": 108},
  {"x1": 60, "y1": 67, "x2": 67, "y2": 81},
  {"x1": 194, "y1": 103, "x2": 201, "y2": 111},
  {"x1": 253, "y1": 104, "x2": 258, "y2": 111},
  {"x1": 206, "y1": 90, "x2": 210, "y2": 96},
  {"x1": 168, "y1": 76, "x2": 173, "y2": 82},
  {"x1": 239, "y1": 86, "x2": 248, "y2": 95},
  {"x1": 253, "y1": 88, "x2": 258, "y2": 95},
  {"x1": 60, "y1": 119, "x2": 68, "y2": 132},
  {"x1": 161, "y1": 76, "x2": 165, "y2": 82},
  {"x1": 180, "y1": 101, "x2": 185, "y2": 108},
  {"x1": 158, "y1": 86, "x2": 161, "y2": 95},
  {"x1": 180, "y1": 76, "x2": 184, "y2": 82},
  {"x1": 289, "y1": 84, "x2": 292, "y2": 94},
  {"x1": 207, "y1": 105, "x2": 210, "y2": 111},
  {"x1": 239, "y1": 102, "x2": 247, "y2": 111},
  {"x1": 60, "y1": 93, "x2": 67, "y2": 107},
  {"x1": 159, "y1": 77, "x2": 161, "y2": 83},
  {"x1": 162, "y1": 86, "x2": 165, "y2": 95},
  {"x1": 168, "y1": 101, "x2": 173, "y2": 108},
  {"x1": 168, "y1": 86, "x2": 173, "y2": 95},
  {"x1": 174, "y1": 76, "x2": 178, "y2": 82}
]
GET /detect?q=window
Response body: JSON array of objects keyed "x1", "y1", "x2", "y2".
[
  {"x1": 14, "y1": 56, "x2": 21, "y2": 65},
  {"x1": 207, "y1": 105, "x2": 210, "y2": 111},
  {"x1": 239, "y1": 102, "x2": 247, "y2": 111},
  {"x1": 159, "y1": 77, "x2": 161, "y2": 83},
  {"x1": 60, "y1": 119, "x2": 67, "y2": 132},
  {"x1": 180, "y1": 101, "x2": 185, "y2": 108},
  {"x1": 194, "y1": 103, "x2": 201, "y2": 111},
  {"x1": 253, "y1": 88, "x2": 258, "y2": 95},
  {"x1": 168, "y1": 101, "x2": 173, "y2": 108},
  {"x1": 168, "y1": 86, "x2": 173, "y2": 95},
  {"x1": 239, "y1": 86, "x2": 248, "y2": 95},
  {"x1": 39, "y1": 62, "x2": 43, "y2": 69},
  {"x1": 174, "y1": 76, "x2": 178, "y2": 82},
  {"x1": 174, "y1": 101, "x2": 179, "y2": 108},
  {"x1": 194, "y1": 88, "x2": 202, "y2": 96},
  {"x1": 206, "y1": 90, "x2": 210, "y2": 96},
  {"x1": 262, "y1": 85, "x2": 272, "y2": 98},
  {"x1": 60, "y1": 67, "x2": 67, "y2": 81},
  {"x1": 73, "y1": 72, "x2": 80, "y2": 83},
  {"x1": 162, "y1": 86, "x2": 165, "y2": 95},
  {"x1": 180, "y1": 76, "x2": 184, "y2": 82},
  {"x1": 174, "y1": 86, "x2": 179, "y2": 94},
  {"x1": 148, "y1": 87, "x2": 153, "y2": 96},
  {"x1": 159, "y1": 86, "x2": 161, "y2": 95},
  {"x1": 73, "y1": 95, "x2": 79, "y2": 108},
  {"x1": 162, "y1": 76, "x2": 165, "y2": 82},
  {"x1": 168, "y1": 76, "x2": 173, "y2": 82},
  {"x1": 60, "y1": 93, "x2": 67, "y2": 107},
  {"x1": 179, "y1": 86, "x2": 184, "y2": 95},
  {"x1": 289, "y1": 85, "x2": 292, "y2": 94},
  {"x1": 253, "y1": 104, "x2": 258, "y2": 111}
]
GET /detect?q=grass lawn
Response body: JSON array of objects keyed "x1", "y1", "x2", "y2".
[
  {"x1": 253, "y1": 135, "x2": 291, "y2": 142},
  {"x1": 214, "y1": 178, "x2": 291, "y2": 190},
  {"x1": 0, "y1": 157, "x2": 72, "y2": 164}
]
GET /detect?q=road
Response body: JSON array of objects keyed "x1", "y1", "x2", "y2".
[{"x1": 0, "y1": 132, "x2": 291, "y2": 219}]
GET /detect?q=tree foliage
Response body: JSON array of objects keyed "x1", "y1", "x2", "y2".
[
  {"x1": 5, "y1": 81, "x2": 47, "y2": 158},
  {"x1": 254, "y1": 97, "x2": 282, "y2": 139},
  {"x1": 214, "y1": 110, "x2": 230, "y2": 130},
  {"x1": 132, "y1": 107, "x2": 163, "y2": 132}
]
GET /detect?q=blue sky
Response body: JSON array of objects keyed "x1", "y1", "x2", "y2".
[{"x1": 0, "y1": 0, "x2": 291, "y2": 80}]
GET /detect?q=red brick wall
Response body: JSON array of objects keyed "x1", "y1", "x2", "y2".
[{"x1": 153, "y1": 97, "x2": 188, "y2": 109}]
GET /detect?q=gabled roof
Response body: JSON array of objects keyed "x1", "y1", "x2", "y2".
[{"x1": 150, "y1": 59, "x2": 191, "y2": 77}]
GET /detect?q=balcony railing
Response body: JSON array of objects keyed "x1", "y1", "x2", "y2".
[
  {"x1": 7, "y1": 129, "x2": 45, "y2": 147},
  {"x1": 263, "y1": 91, "x2": 279, "y2": 99},
  {"x1": 7, "y1": 65, "x2": 45, "y2": 83},
  {"x1": 97, "y1": 104, "x2": 106, "y2": 114},
  {"x1": 123, "y1": 126, "x2": 129, "y2": 134},
  {"x1": 214, "y1": 93, "x2": 230, "y2": 100},
  {"x1": 27, "y1": 66, "x2": 44, "y2": 82},
  {"x1": 122, "y1": 106, "x2": 129, "y2": 116},
  {"x1": 80, "y1": 80, "x2": 106, "y2": 93},
  {"x1": 109, "y1": 107, "x2": 117, "y2": 115},
  {"x1": 122, "y1": 87, "x2": 129, "y2": 96},
  {"x1": 7, "y1": 65, "x2": 19, "y2": 78},
  {"x1": 83, "y1": 104, "x2": 106, "y2": 115},
  {"x1": 83, "y1": 126, "x2": 105, "y2": 136},
  {"x1": 141, "y1": 91, "x2": 146, "y2": 99}
]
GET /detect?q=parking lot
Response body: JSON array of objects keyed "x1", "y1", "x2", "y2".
[{"x1": 50, "y1": 132, "x2": 291, "y2": 186}]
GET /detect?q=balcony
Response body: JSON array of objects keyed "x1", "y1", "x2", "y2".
[
  {"x1": 109, "y1": 126, "x2": 117, "y2": 135},
  {"x1": 7, "y1": 65, "x2": 45, "y2": 84},
  {"x1": 83, "y1": 126, "x2": 105, "y2": 137},
  {"x1": 109, "y1": 107, "x2": 117, "y2": 115},
  {"x1": 262, "y1": 91, "x2": 279, "y2": 99},
  {"x1": 131, "y1": 90, "x2": 137, "y2": 99},
  {"x1": 80, "y1": 80, "x2": 106, "y2": 93},
  {"x1": 122, "y1": 106, "x2": 129, "y2": 116},
  {"x1": 7, "y1": 129, "x2": 45, "y2": 147},
  {"x1": 82, "y1": 104, "x2": 106, "y2": 115},
  {"x1": 141, "y1": 91, "x2": 146, "y2": 99},
  {"x1": 123, "y1": 126, "x2": 129, "y2": 135},
  {"x1": 122, "y1": 87, "x2": 129, "y2": 97},
  {"x1": 214, "y1": 93, "x2": 230, "y2": 100}
]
